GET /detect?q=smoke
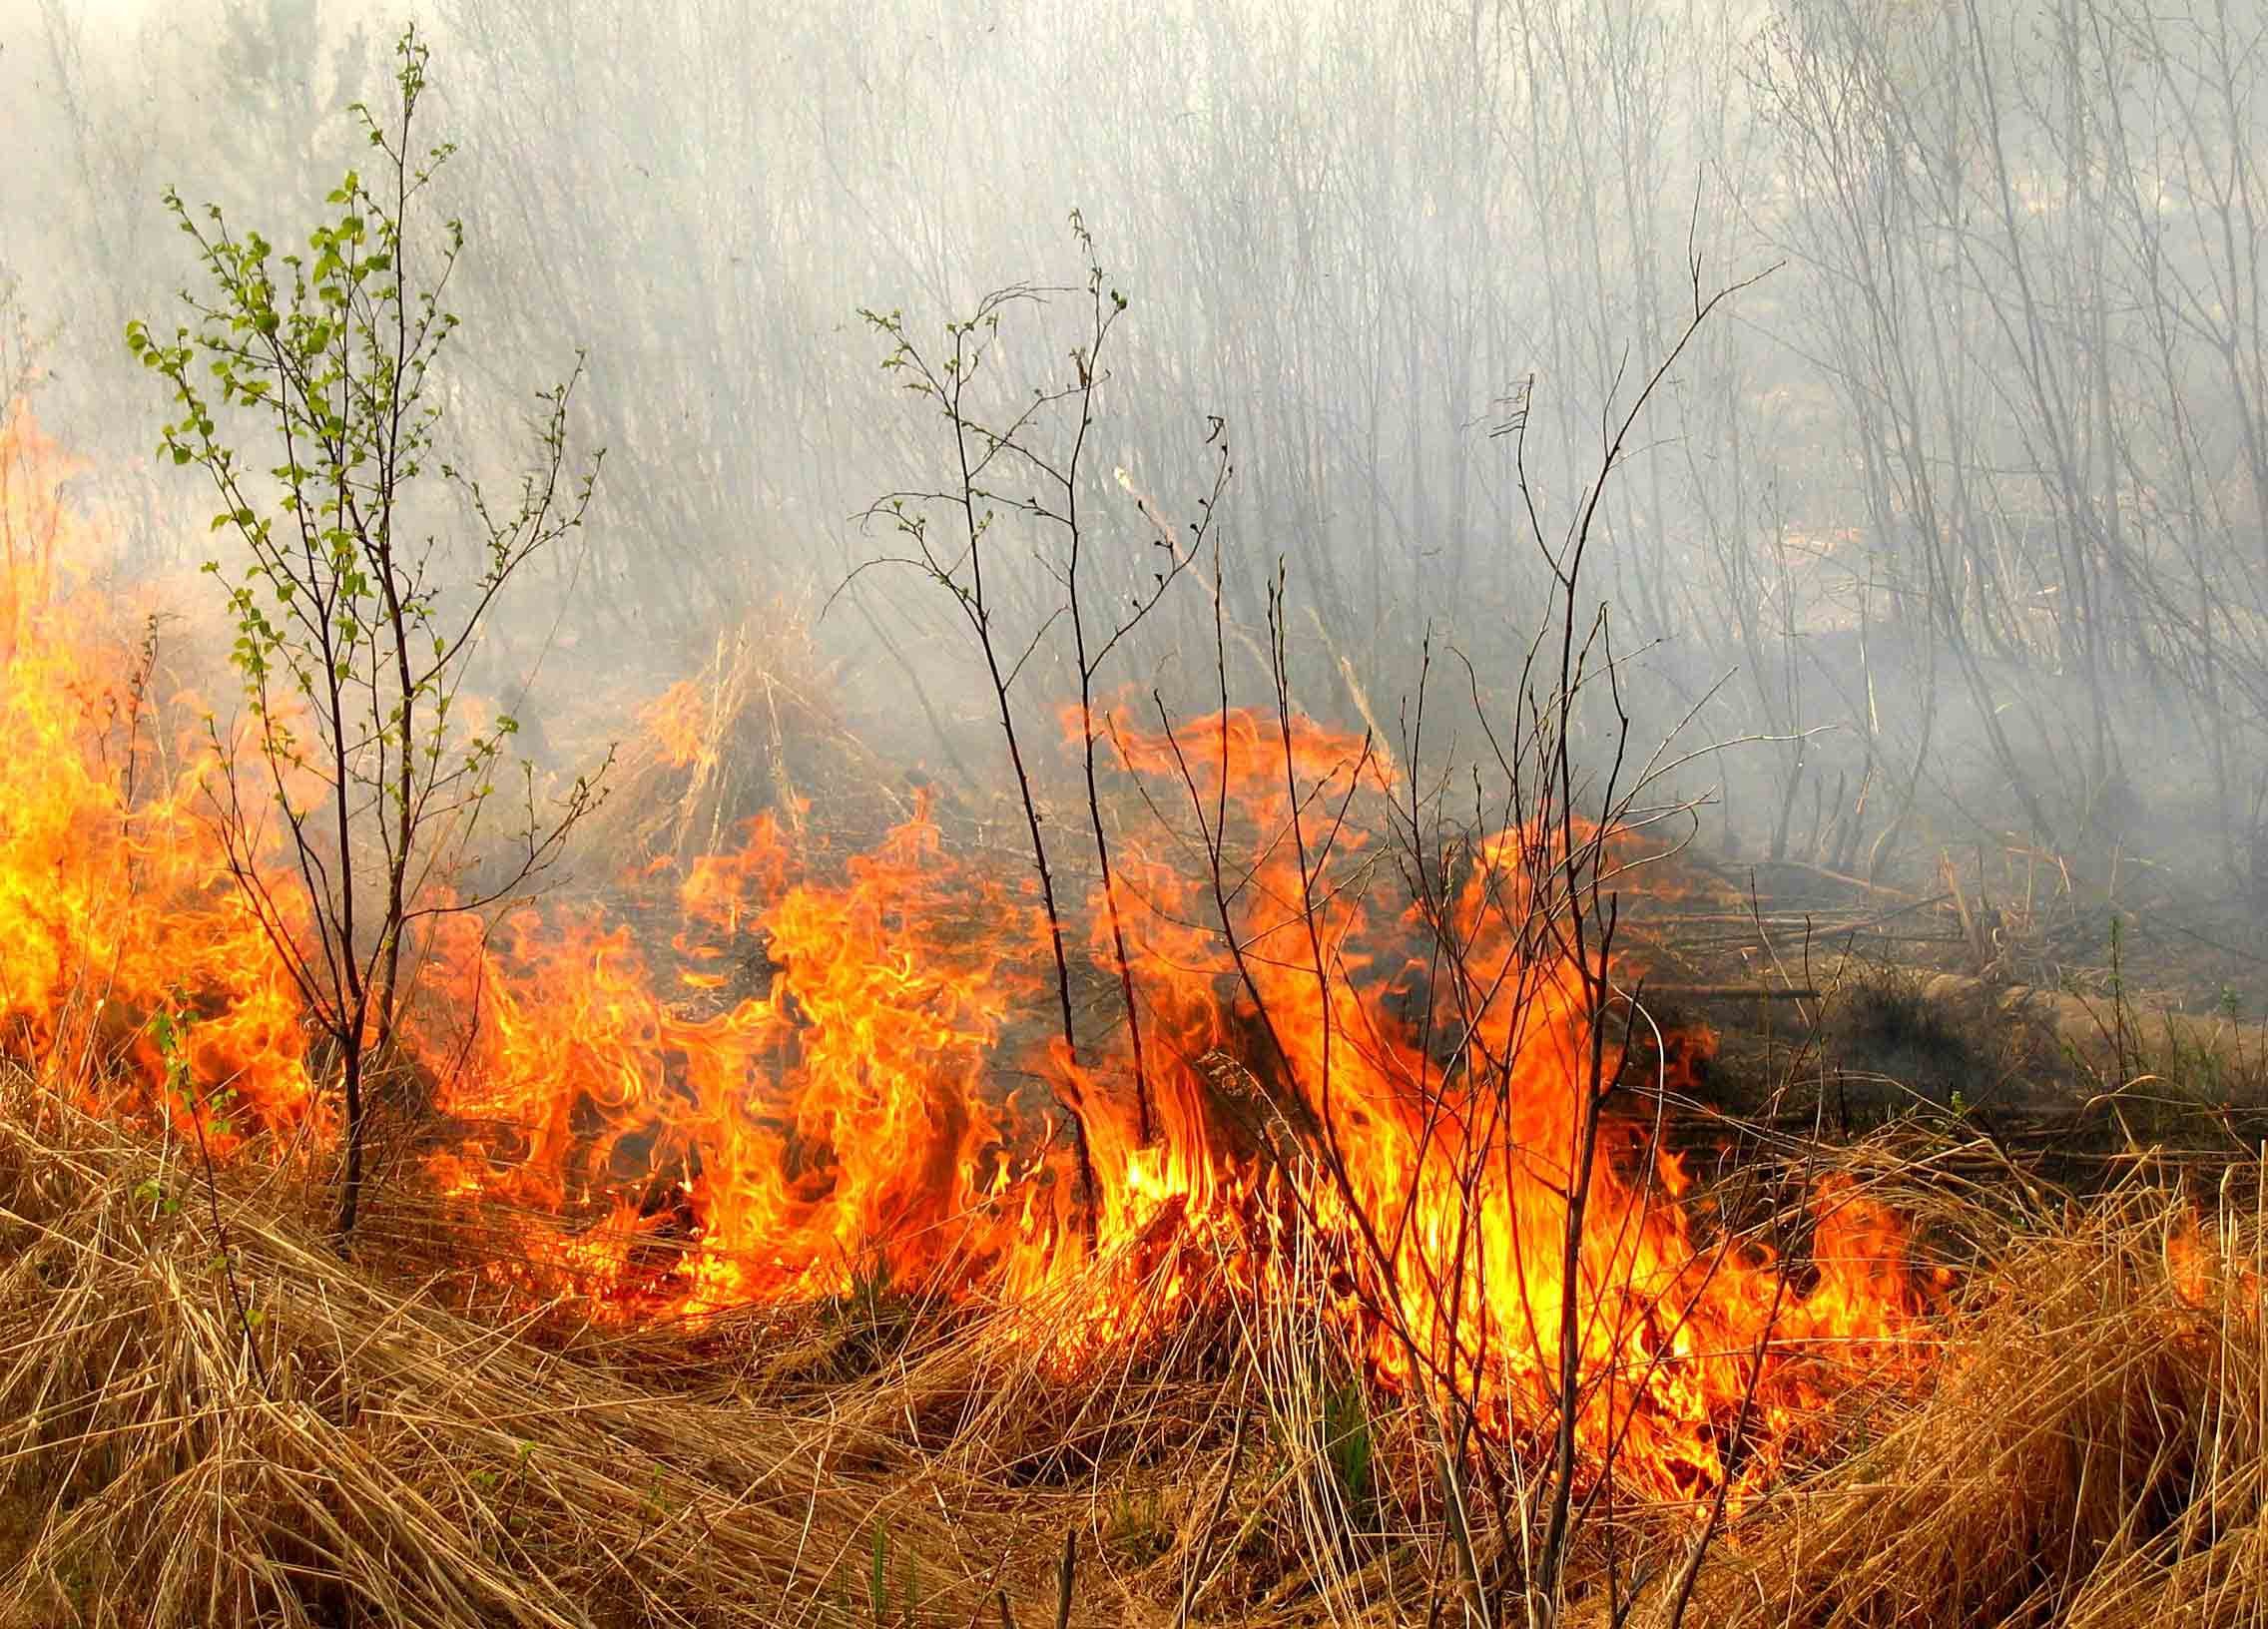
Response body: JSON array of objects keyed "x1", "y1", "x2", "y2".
[{"x1": 7, "y1": 0, "x2": 2268, "y2": 904}]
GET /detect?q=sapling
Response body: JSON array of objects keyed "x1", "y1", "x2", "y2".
[{"x1": 128, "y1": 25, "x2": 606, "y2": 1241}]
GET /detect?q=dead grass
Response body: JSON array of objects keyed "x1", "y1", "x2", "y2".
[
  {"x1": 0, "y1": 1072, "x2": 1018, "y2": 1629},
  {"x1": 575, "y1": 608, "x2": 917, "y2": 875},
  {"x1": 1678, "y1": 1173, "x2": 2268, "y2": 1629},
  {"x1": 9, "y1": 1057, "x2": 2268, "y2": 1628}
]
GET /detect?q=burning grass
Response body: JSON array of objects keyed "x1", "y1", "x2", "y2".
[
  {"x1": 8, "y1": 403, "x2": 2268, "y2": 1625},
  {"x1": 583, "y1": 612, "x2": 916, "y2": 874},
  {"x1": 10, "y1": 1061, "x2": 2268, "y2": 1627},
  {"x1": 0, "y1": 392, "x2": 1938, "y2": 1497},
  {"x1": 0, "y1": 395, "x2": 1933, "y2": 1618}
]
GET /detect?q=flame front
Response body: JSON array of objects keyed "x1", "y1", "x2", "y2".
[
  {"x1": 0, "y1": 405, "x2": 1935, "y2": 1500},
  {"x1": 0, "y1": 405, "x2": 323, "y2": 1149}
]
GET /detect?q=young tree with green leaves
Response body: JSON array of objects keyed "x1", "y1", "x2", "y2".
[{"x1": 126, "y1": 25, "x2": 606, "y2": 1242}]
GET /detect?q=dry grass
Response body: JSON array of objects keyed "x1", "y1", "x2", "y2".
[
  {"x1": 575, "y1": 609, "x2": 918, "y2": 876},
  {"x1": 9, "y1": 1054, "x2": 2268, "y2": 1628},
  {"x1": 0, "y1": 1063, "x2": 1431, "y2": 1627},
  {"x1": 1678, "y1": 1173, "x2": 2268, "y2": 1629},
  {"x1": 0, "y1": 1073, "x2": 1021, "y2": 1629}
]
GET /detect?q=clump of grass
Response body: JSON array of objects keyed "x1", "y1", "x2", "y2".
[
  {"x1": 1319, "y1": 1376, "x2": 1375, "y2": 1532},
  {"x1": 1103, "y1": 1484, "x2": 1172, "y2": 1566},
  {"x1": 1829, "y1": 964, "x2": 1992, "y2": 1118},
  {"x1": 0, "y1": 1070, "x2": 1001, "y2": 1629},
  {"x1": 1682, "y1": 1174, "x2": 2268, "y2": 1629},
  {"x1": 578, "y1": 605, "x2": 912, "y2": 876}
]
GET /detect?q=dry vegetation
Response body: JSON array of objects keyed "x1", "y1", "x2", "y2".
[
  {"x1": 12, "y1": 22, "x2": 2268, "y2": 1614},
  {"x1": 1696, "y1": 1184, "x2": 2268, "y2": 1628},
  {"x1": 7, "y1": 1006, "x2": 2268, "y2": 1629},
  {"x1": 0, "y1": 1068, "x2": 1029, "y2": 1629},
  {"x1": 10, "y1": 387, "x2": 2268, "y2": 1626},
  {"x1": 11, "y1": 398, "x2": 2268, "y2": 1625}
]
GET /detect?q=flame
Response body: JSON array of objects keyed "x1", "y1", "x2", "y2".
[
  {"x1": 0, "y1": 405, "x2": 322, "y2": 1147},
  {"x1": 641, "y1": 678, "x2": 709, "y2": 771},
  {"x1": 0, "y1": 399, "x2": 75, "y2": 667},
  {"x1": 418, "y1": 800, "x2": 1052, "y2": 1308},
  {"x1": 1046, "y1": 707, "x2": 1938, "y2": 1489},
  {"x1": 0, "y1": 406, "x2": 1941, "y2": 1501}
]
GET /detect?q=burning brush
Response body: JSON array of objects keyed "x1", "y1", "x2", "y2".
[{"x1": 0, "y1": 401, "x2": 1945, "y2": 1527}]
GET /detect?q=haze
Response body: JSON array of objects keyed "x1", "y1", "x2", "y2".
[{"x1": 7, "y1": 0, "x2": 2264, "y2": 914}]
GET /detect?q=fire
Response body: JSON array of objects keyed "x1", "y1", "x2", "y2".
[
  {"x1": 0, "y1": 404, "x2": 321, "y2": 1148},
  {"x1": 1051, "y1": 707, "x2": 1938, "y2": 1488},
  {"x1": 0, "y1": 400, "x2": 74, "y2": 665},
  {"x1": 641, "y1": 678, "x2": 709, "y2": 771},
  {"x1": 0, "y1": 404, "x2": 1939, "y2": 1501},
  {"x1": 421, "y1": 803, "x2": 1053, "y2": 1308}
]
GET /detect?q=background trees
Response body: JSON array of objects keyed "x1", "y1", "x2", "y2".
[{"x1": 11, "y1": 0, "x2": 2268, "y2": 903}]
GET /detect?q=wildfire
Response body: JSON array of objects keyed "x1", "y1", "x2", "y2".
[
  {"x1": 640, "y1": 678, "x2": 710, "y2": 771},
  {"x1": 0, "y1": 404, "x2": 1939, "y2": 1500},
  {"x1": 0, "y1": 404, "x2": 322, "y2": 1149}
]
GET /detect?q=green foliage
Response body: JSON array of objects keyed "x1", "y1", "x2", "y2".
[
  {"x1": 124, "y1": 24, "x2": 606, "y2": 1236},
  {"x1": 1103, "y1": 1484, "x2": 1171, "y2": 1565},
  {"x1": 825, "y1": 1245, "x2": 920, "y2": 1369},
  {"x1": 124, "y1": 26, "x2": 595, "y2": 851},
  {"x1": 816, "y1": 1524, "x2": 920, "y2": 1624},
  {"x1": 1320, "y1": 1375, "x2": 1375, "y2": 1529},
  {"x1": 150, "y1": 995, "x2": 237, "y2": 1142}
]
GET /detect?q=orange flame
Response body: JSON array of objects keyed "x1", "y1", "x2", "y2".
[
  {"x1": 641, "y1": 679, "x2": 708, "y2": 771},
  {"x1": 0, "y1": 409, "x2": 1940, "y2": 1501},
  {"x1": 0, "y1": 405, "x2": 322, "y2": 1148}
]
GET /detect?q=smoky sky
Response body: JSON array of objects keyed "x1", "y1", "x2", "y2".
[{"x1": 7, "y1": 0, "x2": 2267, "y2": 891}]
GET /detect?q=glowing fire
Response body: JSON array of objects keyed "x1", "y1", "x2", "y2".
[
  {"x1": 0, "y1": 404, "x2": 321, "y2": 1148},
  {"x1": 0, "y1": 404, "x2": 1937, "y2": 1498},
  {"x1": 640, "y1": 678, "x2": 709, "y2": 771}
]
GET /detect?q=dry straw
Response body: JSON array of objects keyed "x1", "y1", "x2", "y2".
[
  {"x1": 0, "y1": 1072, "x2": 1010, "y2": 1629},
  {"x1": 1677, "y1": 1172, "x2": 2268, "y2": 1629},
  {"x1": 11, "y1": 1053, "x2": 2268, "y2": 1628}
]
